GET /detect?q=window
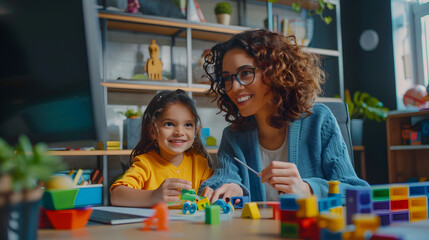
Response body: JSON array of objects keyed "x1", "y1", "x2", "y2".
[{"x1": 411, "y1": 1, "x2": 429, "y2": 87}]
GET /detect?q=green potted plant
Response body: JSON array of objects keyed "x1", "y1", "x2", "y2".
[
  {"x1": 291, "y1": 0, "x2": 334, "y2": 25},
  {"x1": 119, "y1": 108, "x2": 142, "y2": 119},
  {"x1": 345, "y1": 90, "x2": 389, "y2": 145},
  {"x1": 214, "y1": 2, "x2": 232, "y2": 25},
  {"x1": 0, "y1": 135, "x2": 64, "y2": 239},
  {"x1": 120, "y1": 108, "x2": 142, "y2": 149}
]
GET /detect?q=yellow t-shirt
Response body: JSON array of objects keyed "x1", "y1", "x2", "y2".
[{"x1": 110, "y1": 150, "x2": 213, "y2": 193}]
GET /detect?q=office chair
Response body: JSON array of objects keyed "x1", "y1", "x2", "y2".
[{"x1": 318, "y1": 101, "x2": 355, "y2": 167}]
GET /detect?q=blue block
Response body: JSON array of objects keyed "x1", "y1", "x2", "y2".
[
  {"x1": 346, "y1": 187, "x2": 372, "y2": 225},
  {"x1": 318, "y1": 198, "x2": 330, "y2": 212},
  {"x1": 280, "y1": 194, "x2": 299, "y2": 210},
  {"x1": 377, "y1": 212, "x2": 391, "y2": 226},
  {"x1": 320, "y1": 228, "x2": 342, "y2": 240},
  {"x1": 409, "y1": 185, "x2": 426, "y2": 196},
  {"x1": 327, "y1": 194, "x2": 342, "y2": 208}
]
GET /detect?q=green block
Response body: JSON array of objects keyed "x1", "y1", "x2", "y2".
[
  {"x1": 205, "y1": 205, "x2": 220, "y2": 224},
  {"x1": 372, "y1": 188, "x2": 390, "y2": 201},
  {"x1": 181, "y1": 189, "x2": 196, "y2": 195},
  {"x1": 280, "y1": 222, "x2": 299, "y2": 238}
]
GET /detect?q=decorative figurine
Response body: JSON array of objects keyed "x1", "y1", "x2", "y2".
[{"x1": 145, "y1": 39, "x2": 163, "y2": 80}]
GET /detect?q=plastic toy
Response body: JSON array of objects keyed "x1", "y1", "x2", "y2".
[
  {"x1": 230, "y1": 196, "x2": 249, "y2": 209},
  {"x1": 241, "y1": 202, "x2": 261, "y2": 219},
  {"x1": 213, "y1": 199, "x2": 232, "y2": 214},
  {"x1": 205, "y1": 205, "x2": 220, "y2": 224},
  {"x1": 142, "y1": 203, "x2": 169, "y2": 231},
  {"x1": 182, "y1": 201, "x2": 197, "y2": 215}
]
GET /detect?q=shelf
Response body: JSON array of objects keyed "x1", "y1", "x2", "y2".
[
  {"x1": 390, "y1": 145, "x2": 429, "y2": 151},
  {"x1": 49, "y1": 148, "x2": 218, "y2": 156},
  {"x1": 102, "y1": 81, "x2": 211, "y2": 93},
  {"x1": 98, "y1": 11, "x2": 249, "y2": 42}
]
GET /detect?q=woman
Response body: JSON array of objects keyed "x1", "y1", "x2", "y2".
[{"x1": 198, "y1": 29, "x2": 369, "y2": 202}]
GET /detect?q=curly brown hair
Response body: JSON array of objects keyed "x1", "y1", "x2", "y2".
[{"x1": 203, "y1": 29, "x2": 325, "y2": 131}]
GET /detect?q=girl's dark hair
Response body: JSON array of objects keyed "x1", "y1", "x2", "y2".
[
  {"x1": 203, "y1": 29, "x2": 325, "y2": 131},
  {"x1": 130, "y1": 89, "x2": 211, "y2": 166}
]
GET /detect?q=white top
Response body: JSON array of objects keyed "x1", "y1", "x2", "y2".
[{"x1": 259, "y1": 131, "x2": 288, "y2": 201}]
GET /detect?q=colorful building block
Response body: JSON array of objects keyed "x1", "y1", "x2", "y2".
[
  {"x1": 408, "y1": 196, "x2": 427, "y2": 221},
  {"x1": 281, "y1": 210, "x2": 298, "y2": 222},
  {"x1": 373, "y1": 201, "x2": 390, "y2": 212},
  {"x1": 390, "y1": 199, "x2": 408, "y2": 211},
  {"x1": 266, "y1": 201, "x2": 280, "y2": 220},
  {"x1": 318, "y1": 198, "x2": 330, "y2": 212},
  {"x1": 318, "y1": 212, "x2": 344, "y2": 232},
  {"x1": 390, "y1": 186, "x2": 408, "y2": 201},
  {"x1": 298, "y1": 217, "x2": 319, "y2": 240},
  {"x1": 329, "y1": 206, "x2": 343, "y2": 216},
  {"x1": 280, "y1": 194, "x2": 299, "y2": 210},
  {"x1": 296, "y1": 196, "x2": 318, "y2": 218},
  {"x1": 320, "y1": 228, "x2": 343, "y2": 240},
  {"x1": 391, "y1": 211, "x2": 409, "y2": 223},
  {"x1": 351, "y1": 214, "x2": 380, "y2": 239},
  {"x1": 205, "y1": 205, "x2": 220, "y2": 224},
  {"x1": 372, "y1": 187, "x2": 390, "y2": 202},
  {"x1": 280, "y1": 222, "x2": 299, "y2": 238},
  {"x1": 241, "y1": 202, "x2": 261, "y2": 219},
  {"x1": 346, "y1": 187, "x2": 372, "y2": 224}
]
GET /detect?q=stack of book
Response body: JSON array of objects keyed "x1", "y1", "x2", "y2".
[{"x1": 97, "y1": 141, "x2": 120, "y2": 150}]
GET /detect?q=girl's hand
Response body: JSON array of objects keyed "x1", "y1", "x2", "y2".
[
  {"x1": 259, "y1": 161, "x2": 312, "y2": 196},
  {"x1": 201, "y1": 183, "x2": 243, "y2": 203},
  {"x1": 152, "y1": 178, "x2": 192, "y2": 204}
]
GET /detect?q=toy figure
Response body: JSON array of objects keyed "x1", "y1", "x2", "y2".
[
  {"x1": 126, "y1": 0, "x2": 140, "y2": 14},
  {"x1": 145, "y1": 39, "x2": 163, "y2": 80}
]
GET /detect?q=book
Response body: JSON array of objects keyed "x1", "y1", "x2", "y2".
[
  {"x1": 89, "y1": 209, "x2": 146, "y2": 225},
  {"x1": 194, "y1": 0, "x2": 206, "y2": 23}
]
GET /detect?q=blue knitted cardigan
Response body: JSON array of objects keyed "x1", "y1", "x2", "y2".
[{"x1": 198, "y1": 103, "x2": 370, "y2": 202}]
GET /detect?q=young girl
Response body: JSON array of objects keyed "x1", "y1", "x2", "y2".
[{"x1": 111, "y1": 89, "x2": 213, "y2": 207}]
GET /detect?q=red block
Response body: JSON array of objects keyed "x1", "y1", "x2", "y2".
[
  {"x1": 298, "y1": 217, "x2": 319, "y2": 240},
  {"x1": 281, "y1": 210, "x2": 298, "y2": 222},
  {"x1": 390, "y1": 199, "x2": 409, "y2": 211},
  {"x1": 267, "y1": 202, "x2": 281, "y2": 220}
]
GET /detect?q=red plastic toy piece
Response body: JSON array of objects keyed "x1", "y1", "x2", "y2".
[{"x1": 142, "y1": 203, "x2": 169, "y2": 231}]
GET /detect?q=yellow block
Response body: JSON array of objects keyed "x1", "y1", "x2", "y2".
[
  {"x1": 241, "y1": 202, "x2": 261, "y2": 219},
  {"x1": 329, "y1": 206, "x2": 343, "y2": 217},
  {"x1": 297, "y1": 196, "x2": 318, "y2": 218},
  {"x1": 318, "y1": 212, "x2": 344, "y2": 232},
  {"x1": 352, "y1": 214, "x2": 380, "y2": 238},
  {"x1": 328, "y1": 180, "x2": 340, "y2": 194},
  {"x1": 390, "y1": 186, "x2": 408, "y2": 200}
]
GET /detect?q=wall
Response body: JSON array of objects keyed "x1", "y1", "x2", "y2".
[{"x1": 341, "y1": 0, "x2": 398, "y2": 184}]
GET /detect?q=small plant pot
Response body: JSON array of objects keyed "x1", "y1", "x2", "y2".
[
  {"x1": 45, "y1": 208, "x2": 93, "y2": 230},
  {"x1": 216, "y1": 13, "x2": 231, "y2": 25},
  {"x1": 42, "y1": 189, "x2": 79, "y2": 210}
]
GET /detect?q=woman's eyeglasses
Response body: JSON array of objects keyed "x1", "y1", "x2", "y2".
[{"x1": 216, "y1": 67, "x2": 257, "y2": 92}]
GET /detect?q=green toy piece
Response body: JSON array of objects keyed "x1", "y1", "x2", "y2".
[
  {"x1": 205, "y1": 205, "x2": 220, "y2": 224},
  {"x1": 206, "y1": 136, "x2": 216, "y2": 146}
]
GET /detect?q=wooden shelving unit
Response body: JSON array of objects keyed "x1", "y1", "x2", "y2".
[{"x1": 386, "y1": 110, "x2": 429, "y2": 183}]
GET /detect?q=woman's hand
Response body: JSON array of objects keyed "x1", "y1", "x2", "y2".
[
  {"x1": 201, "y1": 183, "x2": 243, "y2": 203},
  {"x1": 152, "y1": 178, "x2": 192, "y2": 204},
  {"x1": 259, "y1": 161, "x2": 312, "y2": 196}
]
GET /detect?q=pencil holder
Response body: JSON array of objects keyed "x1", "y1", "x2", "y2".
[{"x1": 42, "y1": 189, "x2": 79, "y2": 210}]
